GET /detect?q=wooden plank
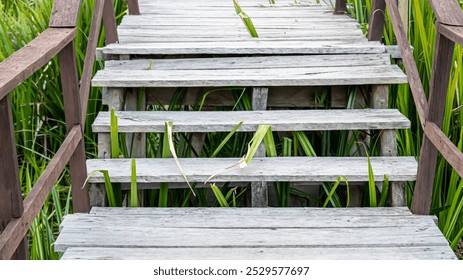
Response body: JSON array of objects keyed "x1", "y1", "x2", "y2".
[
  {"x1": 119, "y1": 16, "x2": 356, "y2": 25},
  {"x1": 92, "y1": 109, "x2": 411, "y2": 133},
  {"x1": 118, "y1": 20, "x2": 360, "y2": 28},
  {"x1": 80, "y1": 0, "x2": 105, "y2": 126},
  {"x1": 438, "y1": 24, "x2": 463, "y2": 46},
  {"x1": 251, "y1": 87, "x2": 268, "y2": 207},
  {"x1": 58, "y1": 43, "x2": 90, "y2": 213},
  {"x1": 49, "y1": 0, "x2": 81, "y2": 27},
  {"x1": 61, "y1": 246, "x2": 456, "y2": 260},
  {"x1": 368, "y1": 0, "x2": 386, "y2": 41},
  {"x1": 428, "y1": 0, "x2": 463, "y2": 26},
  {"x1": 60, "y1": 212, "x2": 436, "y2": 230},
  {"x1": 102, "y1": 0, "x2": 119, "y2": 44},
  {"x1": 0, "y1": 126, "x2": 82, "y2": 260},
  {"x1": 0, "y1": 28, "x2": 76, "y2": 100},
  {"x1": 385, "y1": 0, "x2": 428, "y2": 126},
  {"x1": 54, "y1": 224, "x2": 447, "y2": 252},
  {"x1": 89, "y1": 206, "x2": 413, "y2": 216},
  {"x1": 334, "y1": 0, "x2": 347, "y2": 14},
  {"x1": 413, "y1": 33, "x2": 455, "y2": 215},
  {"x1": 105, "y1": 55, "x2": 391, "y2": 71},
  {"x1": 116, "y1": 28, "x2": 364, "y2": 36},
  {"x1": 423, "y1": 122, "x2": 463, "y2": 180},
  {"x1": 100, "y1": 40, "x2": 387, "y2": 55},
  {"x1": 127, "y1": 0, "x2": 140, "y2": 15},
  {"x1": 0, "y1": 97, "x2": 27, "y2": 260},
  {"x1": 92, "y1": 65, "x2": 407, "y2": 88},
  {"x1": 85, "y1": 156, "x2": 418, "y2": 184},
  {"x1": 117, "y1": 36, "x2": 368, "y2": 44}
]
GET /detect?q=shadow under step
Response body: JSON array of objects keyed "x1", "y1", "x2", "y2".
[{"x1": 86, "y1": 157, "x2": 417, "y2": 184}]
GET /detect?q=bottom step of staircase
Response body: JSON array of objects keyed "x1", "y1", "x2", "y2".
[
  {"x1": 55, "y1": 207, "x2": 456, "y2": 260},
  {"x1": 86, "y1": 157, "x2": 418, "y2": 184}
]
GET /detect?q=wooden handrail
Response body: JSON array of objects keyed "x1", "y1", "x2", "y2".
[
  {"x1": 0, "y1": 126, "x2": 83, "y2": 260},
  {"x1": 0, "y1": 28, "x2": 76, "y2": 100},
  {"x1": 0, "y1": 0, "x2": 121, "y2": 259}
]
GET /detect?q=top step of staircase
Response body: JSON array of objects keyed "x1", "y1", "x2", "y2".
[{"x1": 99, "y1": 0, "x2": 389, "y2": 56}]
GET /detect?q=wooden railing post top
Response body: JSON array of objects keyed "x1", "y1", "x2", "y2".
[
  {"x1": 49, "y1": 0, "x2": 82, "y2": 27},
  {"x1": 429, "y1": 0, "x2": 463, "y2": 26}
]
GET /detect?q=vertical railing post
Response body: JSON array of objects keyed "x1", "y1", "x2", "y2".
[
  {"x1": 51, "y1": 0, "x2": 90, "y2": 213},
  {"x1": 0, "y1": 97, "x2": 28, "y2": 259},
  {"x1": 58, "y1": 42, "x2": 90, "y2": 213},
  {"x1": 412, "y1": 30, "x2": 455, "y2": 215},
  {"x1": 334, "y1": 0, "x2": 347, "y2": 14},
  {"x1": 127, "y1": 0, "x2": 140, "y2": 15},
  {"x1": 368, "y1": 0, "x2": 386, "y2": 41}
]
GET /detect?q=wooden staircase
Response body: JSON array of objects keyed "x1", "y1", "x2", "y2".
[{"x1": 54, "y1": 0, "x2": 456, "y2": 259}]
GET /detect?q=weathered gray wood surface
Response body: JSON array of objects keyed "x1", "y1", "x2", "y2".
[
  {"x1": 92, "y1": 109, "x2": 410, "y2": 133},
  {"x1": 86, "y1": 157, "x2": 418, "y2": 183},
  {"x1": 99, "y1": 41, "x2": 388, "y2": 56},
  {"x1": 93, "y1": 65, "x2": 407, "y2": 87},
  {"x1": 61, "y1": 246, "x2": 456, "y2": 260},
  {"x1": 104, "y1": 54, "x2": 391, "y2": 70},
  {"x1": 55, "y1": 207, "x2": 456, "y2": 260}
]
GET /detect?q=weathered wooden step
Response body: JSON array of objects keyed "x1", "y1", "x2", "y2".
[
  {"x1": 99, "y1": 40, "x2": 388, "y2": 56},
  {"x1": 93, "y1": 55, "x2": 406, "y2": 87},
  {"x1": 55, "y1": 207, "x2": 456, "y2": 260},
  {"x1": 92, "y1": 109, "x2": 410, "y2": 133},
  {"x1": 86, "y1": 157, "x2": 417, "y2": 184}
]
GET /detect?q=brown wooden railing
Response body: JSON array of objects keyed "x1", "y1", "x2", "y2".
[
  {"x1": 335, "y1": 0, "x2": 463, "y2": 215},
  {"x1": 0, "y1": 0, "x2": 126, "y2": 260}
]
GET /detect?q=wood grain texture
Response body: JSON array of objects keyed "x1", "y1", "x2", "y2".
[
  {"x1": 100, "y1": 40, "x2": 387, "y2": 55},
  {"x1": 429, "y1": 0, "x2": 463, "y2": 26},
  {"x1": 85, "y1": 157, "x2": 418, "y2": 184},
  {"x1": 413, "y1": 33, "x2": 455, "y2": 215},
  {"x1": 49, "y1": 0, "x2": 81, "y2": 27},
  {"x1": 0, "y1": 126, "x2": 82, "y2": 260},
  {"x1": 103, "y1": 0, "x2": 119, "y2": 44},
  {"x1": 0, "y1": 97, "x2": 27, "y2": 260},
  {"x1": 58, "y1": 43, "x2": 90, "y2": 213},
  {"x1": 251, "y1": 87, "x2": 268, "y2": 207},
  {"x1": 61, "y1": 246, "x2": 456, "y2": 260},
  {"x1": 368, "y1": 0, "x2": 386, "y2": 41},
  {"x1": 104, "y1": 54, "x2": 391, "y2": 70},
  {"x1": 92, "y1": 109, "x2": 411, "y2": 133},
  {"x1": 88, "y1": 206, "x2": 413, "y2": 216},
  {"x1": 80, "y1": 0, "x2": 105, "y2": 126},
  {"x1": 0, "y1": 28, "x2": 76, "y2": 100},
  {"x1": 55, "y1": 207, "x2": 455, "y2": 260},
  {"x1": 92, "y1": 66, "x2": 406, "y2": 87},
  {"x1": 127, "y1": 0, "x2": 140, "y2": 15}
]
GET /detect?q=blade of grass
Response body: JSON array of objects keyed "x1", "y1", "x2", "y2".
[
  {"x1": 211, "y1": 121, "x2": 243, "y2": 158},
  {"x1": 130, "y1": 158, "x2": 138, "y2": 207},
  {"x1": 211, "y1": 183, "x2": 229, "y2": 207},
  {"x1": 166, "y1": 121, "x2": 196, "y2": 195}
]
